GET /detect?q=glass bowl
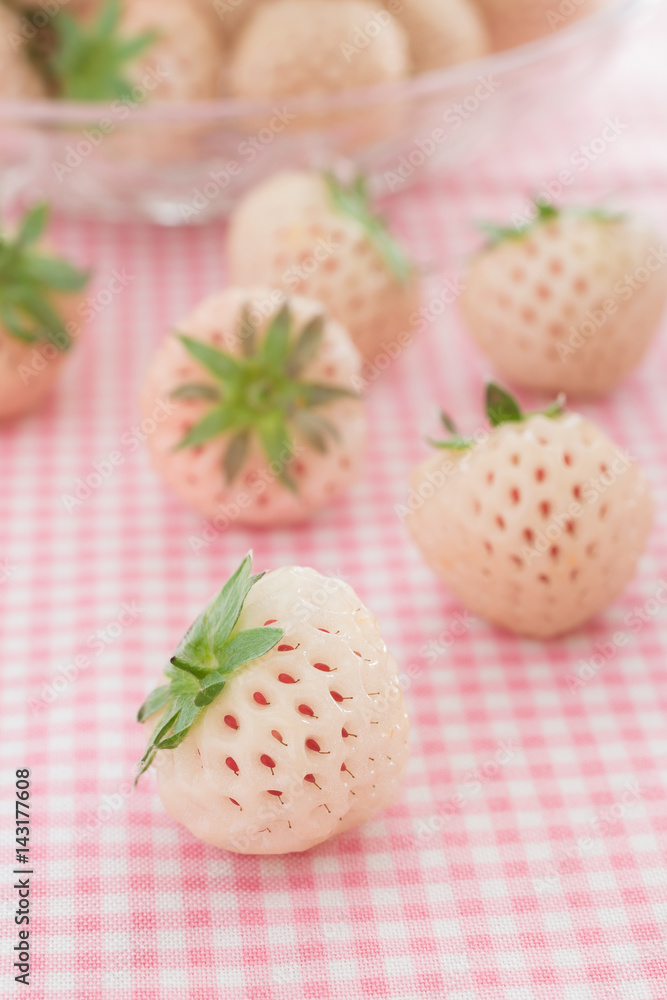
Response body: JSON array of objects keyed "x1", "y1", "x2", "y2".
[{"x1": 0, "y1": 0, "x2": 656, "y2": 225}]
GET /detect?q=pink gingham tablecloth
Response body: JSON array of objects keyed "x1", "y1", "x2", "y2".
[{"x1": 2, "y1": 15, "x2": 667, "y2": 1000}]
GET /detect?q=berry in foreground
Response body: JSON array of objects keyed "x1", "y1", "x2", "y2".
[
  {"x1": 0, "y1": 204, "x2": 90, "y2": 420},
  {"x1": 228, "y1": 171, "x2": 421, "y2": 365},
  {"x1": 141, "y1": 289, "x2": 366, "y2": 526},
  {"x1": 406, "y1": 384, "x2": 653, "y2": 639},
  {"x1": 136, "y1": 554, "x2": 410, "y2": 854},
  {"x1": 461, "y1": 204, "x2": 667, "y2": 398}
]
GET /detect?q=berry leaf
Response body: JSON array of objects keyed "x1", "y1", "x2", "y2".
[
  {"x1": 136, "y1": 554, "x2": 284, "y2": 783},
  {"x1": 16, "y1": 204, "x2": 49, "y2": 249},
  {"x1": 239, "y1": 306, "x2": 257, "y2": 358},
  {"x1": 136, "y1": 684, "x2": 171, "y2": 724},
  {"x1": 292, "y1": 410, "x2": 338, "y2": 453},
  {"x1": 429, "y1": 436, "x2": 475, "y2": 451},
  {"x1": 259, "y1": 413, "x2": 295, "y2": 491},
  {"x1": 0, "y1": 203, "x2": 89, "y2": 350},
  {"x1": 171, "y1": 301, "x2": 360, "y2": 491},
  {"x1": 429, "y1": 382, "x2": 566, "y2": 452},
  {"x1": 261, "y1": 302, "x2": 291, "y2": 368},
  {"x1": 175, "y1": 406, "x2": 235, "y2": 451},
  {"x1": 440, "y1": 411, "x2": 458, "y2": 434},
  {"x1": 218, "y1": 626, "x2": 284, "y2": 674},
  {"x1": 295, "y1": 384, "x2": 357, "y2": 407},
  {"x1": 223, "y1": 429, "x2": 251, "y2": 485},
  {"x1": 178, "y1": 334, "x2": 240, "y2": 382},
  {"x1": 50, "y1": 0, "x2": 158, "y2": 102},
  {"x1": 486, "y1": 383, "x2": 523, "y2": 427},
  {"x1": 285, "y1": 315, "x2": 324, "y2": 376},
  {"x1": 325, "y1": 172, "x2": 413, "y2": 285},
  {"x1": 171, "y1": 384, "x2": 221, "y2": 402}
]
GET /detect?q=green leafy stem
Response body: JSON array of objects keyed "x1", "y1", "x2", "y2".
[
  {"x1": 136, "y1": 554, "x2": 283, "y2": 783},
  {"x1": 325, "y1": 173, "x2": 413, "y2": 285},
  {"x1": 50, "y1": 0, "x2": 158, "y2": 102},
  {"x1": 478, "y1": 200, "x2": 625, "y2": 249}
]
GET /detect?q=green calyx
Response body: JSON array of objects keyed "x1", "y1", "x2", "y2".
[
  {"x1": 136, "y1": 553, "x2": 283, "y2": 783},
  {"x1": 479, "y1": 202, "x2": 560, "y2": 248},
  {"x1": 430, "y1": 383, "x2": 566, "y2": 452},
  {"x1": 0, "y1": 203, "x2": 90, "y2": 350},
  {"x1": 479, "y1": 201, "x2": 626, "y2": 249},
  {"x1": 172, "y1": 301, "x2": 359, "y2": 492},
  {"x1": 324, "y1": 172, "x2": 413, "y2": 285},
  {"x1": 50, "y1": 0, "x2": 158, "y2": 102}
]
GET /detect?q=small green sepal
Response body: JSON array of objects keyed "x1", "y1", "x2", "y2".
[{"x1": 135, "y1": 553, "x2": 283, "y2": 784}]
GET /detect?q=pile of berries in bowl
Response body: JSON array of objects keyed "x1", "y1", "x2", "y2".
[{"x1": 0, "y1": 0, "x2": 651, "y2": 223}]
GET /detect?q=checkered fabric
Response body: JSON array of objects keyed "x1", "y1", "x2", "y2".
[{"x1": 2, "y1": 13, "x2": 667, "y2": 1000}]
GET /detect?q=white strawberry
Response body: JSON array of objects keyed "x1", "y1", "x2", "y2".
[
  {"x1": 406, "y1": 384, "x2": 653, "y2": 639},
  {"x1": 136, "y1": 554, "x2": 410, "y2": 854},
  {"x1": 228, "y1": 171, "x2": 421, "y2": 365},
  {"x1": 461, "y1": 204, "x2": 667, "y2": 398},
  {"x1": 385, "y1": 0, "x2": 489, "y2": 73},
  {"x1": 141, "y1": 289, "x2": 366, "y2": 526},
  {"x1": 0, "y1": 204, "x2": 90, "y2": 421}
]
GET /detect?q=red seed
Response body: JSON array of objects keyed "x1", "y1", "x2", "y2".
[
  {"x1": 353, "y1": 651, "x2": 362, "y2": 658},
  {"x1": 229, "y1": 798, "x2": 240, "y2": 807},
  {"x1": 313, "y1": 662, "x2": 332, "y2": 672},
  {"x1": 318, "y1": 628, "x2": 330, "y2": 633},
  {"x1": 510, "y1": 488, "x2": 520, "y2": 504},
  {"x1": 224, "y1": 715, "x2": 238, "y2": 730},
  {"x1": 264, "y1": 619, "x2": 277, "y2": 625},
  {"x1": 253, "y1": 692, "x2": 269, "y2": 706},
  {"x1": 304, "y1": 774, "x2": 317, "y2": 784},
  {"x1": 306, "y1": 738, "x2": 321, "y2": 752},
  {"x1": 267, "y1": 790, "x2": 283, "y2": 797},
  {"x1": 278, "y1": 673, "x2": 297, "y2": 684},
  {"x1": 342, "y1": 728, "x2": 350, "y2": 738},
  {"x1": 278, "y1": 644, "x2": 294, "y2": 652},
  {"x1": 330, "y1": 691, "x2": 343, "y2": 703},
  {"x1": 535, "y1": 468, "x2": 545, "y2": 482},
  {"x1": 271, "y1": 730, "x2": 284, "y2": 743},
  {"x1": 298, "y1": 704, "x2": 314, "y2": 716},
  {"x1": 225, "y1": 757, "x2": 239, "y2": 774},
  {"x1": 260, "y1": 754, "x2": 276, "y2": 769}
]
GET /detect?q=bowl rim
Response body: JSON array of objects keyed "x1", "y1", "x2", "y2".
[{"x1": 0, "y1": 0, "x2": 654, "y2": 125}]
